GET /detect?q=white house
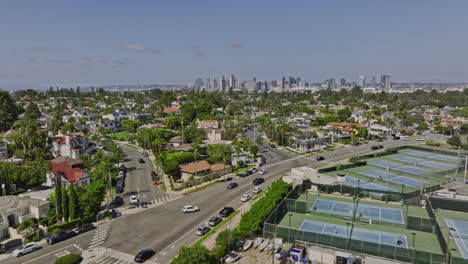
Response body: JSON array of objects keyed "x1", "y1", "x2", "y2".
[{"x1": 50, "y1": 132, "x2": 88, "y2": 159}]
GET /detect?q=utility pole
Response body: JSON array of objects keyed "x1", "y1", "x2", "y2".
[{"x1": 464, "y1": 155, "x2": 468, "y2": 184}]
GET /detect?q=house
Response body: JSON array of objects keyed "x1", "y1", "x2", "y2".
[
  {"x1": 47, "y1": 157, "x2": 90, "y2": 187},
  {"x1": 179, "y1": 160, "x2": 211, "y2": 179},
  {"x1": 0, "y1": 196, "x2": 50, "y2": 239},
  {"x1": 205, "y1": 128, "x2": 223, "y2": 142},
  {"x1": 0, "y1": 141, "x2": 7, "y2": 160},
  {"x1": 197, "y1": 120, "x2": 219, "y2": 129},
  {"x1": 163, "y1": 107, "x2": 181, "y2": 115},
  {"x1": 367, "y1": 120, "x2": 397, "y2": 136},
  {"x1": 289, "y1": 131, "x2": 329, "y2": 153},
  {"x1": 168, "y1": 136, "x2": 184, "y2": 147},
  {"x1": 51, "y1": 132, "x2": 88, "y2": 159},
  {"x1": 210, "y1": 163, "x2": 232, "y2": 176},
  {"x1": 129, "y1": 112, "x2": 152, "y2": 121},
  {"x1": 231, "y1": 152, "x2": 251, "y2": 166}
]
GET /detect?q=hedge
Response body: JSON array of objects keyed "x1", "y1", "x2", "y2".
[
  {"x1": 55, "y1": 253, "x2": 82, "y2": 264},
  {"x1": 47, "y1": 215, "x2": 94, "y2": 235}
]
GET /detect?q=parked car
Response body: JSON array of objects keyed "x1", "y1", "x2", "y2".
[
  {"x1": 259, "y1": 169, "x2": 267, "y2": 175},
  {"x1": 139, "y1": 159, "x2": 145, "y2": 163},
  {"x1": 116, "y1": 186, "x2": 124, "y2": 194},
  {"x1": 119, "y1": 165, "x2": 126, "y2": 170},
  {"x1": 46, "y1": 230, "x2": 76, "y2": 244},
  {"x1": 224, "y1": 251, "x2": 242, "y2": 263},
  {"x1": 130, "y1": 195, "x2": 138, "y2": 205},
  {"x1": 225, "y1": 177, "x2": 233, "y2": 181},
  {"x1": 270, "y1": 143, "x2": 276, "y2": 148},
  {"x1": 227, "y1": 182, "x2": 238, "y2": 189},
  {"x1": 251, "y1": 167, "x2": 258, "y2": 173},
  {"x1": 134, "y1": 249, "x2": 155, "y2": 263},
  {"x1": 151, "y1": 171, "x2": 158, "y2": 179},
  {"x1": 417, "y1": 137, "x2": 425, "y2": 141},
  {"x1": 371, "y1": 145, "x2": 379, "y2": 150},
  {"x1": 182, "y1": 205, "x2": 200, "y2": 213},
  {"x1": 195, "y1": 226, "x2": 210, "y2": 236},
  {"x1": 316, "y1": 156, "x2": 325, "y2": 161},
  {"x1": 113, "y1": 196, "x2": 124, "y2": 205},
  {"x1": 12, "y1": 242, "x2": 39, "y2": 257},
  {"x1": 208, "y1": 216, "x2": 222, "y2": 226},
  {"x1": 252, "y1": 177, "x2": 265, "y2": 185},
  {"x1": 75, "y1": 224, "x2": 96, "y2": 234},
  {"x1": 253, "y1": 187, "x2": 263, "y2": 194},
  {"x1": 241, "y1": 194, "x2": 251, "y2": 202},
  {"x1": 143, "y1": 152, "x2": 149, "y2": 157},
  {"x1": 219, "y1": 206, "x2": 235, "y2": 217}
]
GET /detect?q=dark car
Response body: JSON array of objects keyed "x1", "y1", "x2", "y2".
[
  {"x1": 219, "y1": 206, "x2": 235, "y2": 217},
  {"x1": 139, "y1": 159, "x2": 145, "y2": 163},
  {"x1": 119, "y1": 165, "x2": 126, "y2": 171},
  {"x1": 208, "y1": 216, "x2": 222, "y2": 226},
  {"x1": 225, "y1": 177, "x2": 233, "y2": 182},
  {"x1": 371, "y1": 145, "x2": 379, "y2": 150},
  {"x1": 377, "y1": 145, "x2": 384, "y2": 149},
  {"x1": 75, "y1": 224, "x2": 96, "y2": 235},
  {"x1": 116, "y1": 186, "x2": 124, "y2": 194},
  {"x1": 270, "y1": 143, "x2": 276, "y2": 148},
  {"x1": 227, "y1": 182, "x2": 238, "y2": 189},
  {"x1": 151, "y1": 171, "x2": 158, "y2": 179},
  {"x1": 46, "y1": 230, "x2": 75, "y2": 244},
  {"x1": 252, "y1": 177, "x2": 265, "y2": 185},
  {"x1": 113, "y1": 196, "x2": 124, "y2": 205},
  {"x1": 353, "y1": 142, "x2": 361, "y2": 146},
  {"x1": 134, "y1": 249, "x2": 155, "y2": 263},
  {"x1": 316, "y1": 156, "x2": 325, "y2": 161}
]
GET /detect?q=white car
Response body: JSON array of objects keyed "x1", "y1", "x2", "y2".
[
  {"x1": 241, "y1": 194, "x2": 251, "y2": 202},
  {"x1": 416, "y1": 137, "x2": 425, "y2": 141},
  {"x1": 12, "y1": 242, "x2": 38, "y2": 257},
  {"x1": 253, "y1": 187, "x2": 263, "y2": 194},
  {"x1": 182, "y1": 205, "x2": 200, "y2": 213},
  {"x1": 251, "y1": 167, "x2": 258, "y2": 173},
  {"x1": 129, "y1": 195, "x2": 138, "y2": 205},
  {"x1": 259, "y1": 169, "x2": 267, "y2": 175}
]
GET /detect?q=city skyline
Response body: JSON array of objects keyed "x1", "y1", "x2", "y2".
[{"x1": 1, "y1": 0, "x2": 468, "y2": 87}]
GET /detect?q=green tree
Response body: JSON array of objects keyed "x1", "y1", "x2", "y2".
[
  {"x1": 121, "y1": 120, "x2": 141, "y2": 133},
  {"x1": 447, "y1": 135, "x2": 462, "y2": 148},
  {"x1": 24, "y1": 103, "x2": 41, "y2": 121},
  {"x1": 50, "y1": 106, "x2": 63, "y2": 134},
  {"x1": 69, "y1": 184, "x2": 79, "y2": 220},
  {"x1": 170, "y1": 244, "x2": 214, "y2": 264},
  {"x1": 61, "y1": 187, "x2": 69, "y2": 222},
  {"x1": 79, "y1": 180, "x2": 106, "y2": 217},
  {"x1": 55, "y1": 175, "x2": 62, "y2": 222},
  {"x1": 250, "y1": 145, "x2": 259, "y2": 157},
  {"x1": 0, "y1": 91, "x2": 19, "y2": 132}
]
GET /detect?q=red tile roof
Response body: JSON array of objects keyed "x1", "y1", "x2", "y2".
[{"x1": 51, "y1": 161, "x2": 86, "y2": 184}]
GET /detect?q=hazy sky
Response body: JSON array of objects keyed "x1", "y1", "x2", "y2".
[{"x1": 1, "y1": 0, "x2": 468, "y2": 87}]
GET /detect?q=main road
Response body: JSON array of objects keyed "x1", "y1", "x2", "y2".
[{"x1": 2, "y1": 136, "x2": 439, "y2": 264}]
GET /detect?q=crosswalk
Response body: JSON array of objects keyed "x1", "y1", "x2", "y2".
[
  {"x1": 151, "y1": 194, "x2": 172, "y2": 204},
  {"x1": 261, "y1": 156, "x2": 303, "y2": 169},
  {"x1": 89, "y1": 222, "x2": 111, "y2": 248},
  {"x1": 91, "y1": 255, "x2": 132, "y2": 264}
]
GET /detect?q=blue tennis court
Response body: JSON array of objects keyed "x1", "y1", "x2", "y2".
[
  {"x1": 311, "y1": 199, "x2": 404, "y2": 224},
  {"x1": 405, "y1": 150, "x2": 458, "y2": 162},
  {"x1": 391, "y1": 156, "x2": 454, "y2": 169},
  {"x1": 358, "y1": 169, "x2": 426, "y2": 188},
  {"x1": 299, "y1": 220, "x2": 408, "y2": 248},
  {"x1": 445, "y1": 219, "x2": 468, "y2": 260},
  {"x1": 345, "y1": 176, "x2": 399, "y2": 194},
  {"x1": 369, "y1": 160, "x2": 431, "y2": 175}
]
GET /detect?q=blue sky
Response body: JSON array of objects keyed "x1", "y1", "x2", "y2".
[{"x1": 1, "y1": 0, "x2": 468, "y2": 87}]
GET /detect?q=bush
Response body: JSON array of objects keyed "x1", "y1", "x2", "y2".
[
  {"x1": 24, "y1": 232, "x2": 39, "y2": 243},
  {"x1": 47, "y1": 215, "x2": 94, "y2": 234},
  {"x1": 55, "y1": 253, "x2": 82, "y2": 264},
  {"x1": 426, "y1": 141, "x2": 441, "y2": 146}
]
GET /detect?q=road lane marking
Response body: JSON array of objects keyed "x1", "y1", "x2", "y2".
[
  {"x1": 73, "y1": 244, "x2": 84, "y2": 252},
  {"x1": 22, "y1": 244, "x2": 73, "y2": 264}
]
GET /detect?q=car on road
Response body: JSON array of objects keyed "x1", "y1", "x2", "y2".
[
  {"x1": 46, "y1": 230, "x2": 76, "y2": 244},
  {"x1": 416, "y1": 137, "x2": 425, "y2": 141},
  {"x1": 208, "y1": 216, "x2": 222, "y2": 227},
  {"x1": 241, "y1": 194, "x2": 251, "y2": 202},
  {"x1": 196, "y1": 226, "x2": 210, "y2": 236},
  {"x1": 225, "y1": 177, "x2": 233, "y2": 181},
  {"x1": 75, "y1": 223, "x2": 96, "y2": 234},
  {"x1": 227, "y1": 182, "x2": 238, "y2": 189},
  {"x1": 316, "y1": 156, "x2": 325, "y2": 161},
  {"x1": 143, "y1": 152, "x2": 149, "y2": 157},
  {"x1": 252, "y1": 177, "x2": 265, "y2": 185},
  {"x1": 253, "y1": 187, "x2": 262, "y2": 194},
  {"x1": 371, "y1": 145, "x2": 384, "y2": 150},
  {"x1": 134, "y1": 249, "x2": 156, "y2": 263},
  {"x1": 219, "y1": 206, "x2": 235, "y2": 217},
  {"x1": 270, "y1": 143, "x2": 276, "y2": 148},
  {"x1": 251, "y1": 167, "x2": 258, "y2": 173},
  {"x1": 130, "y1": 195, "x2": 139, "y2": 205},
  {"x1": 139, "y1": 158, "x2": 145, "y2": 163},
  {"x1": 259, "y1": 169, "x2": 267, "y2": 175},
  {"x1": 182, "y1": 205, "x2": 200, "y2": 213},
  {"x1": 12, "y1": 242, "x2": 39, "y2": 257}
]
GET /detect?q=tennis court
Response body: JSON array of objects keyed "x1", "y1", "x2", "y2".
[
  {"x1": 405, "y1": 150, "x2": 459, "y2": 162},
  {"x1": 345, "y1": 176, "x2": 399, "y2": 193},
  {"x1": 358, "y1": 169, "x2": 426, "y2": 188},
  {"x1": 369, "y1": 160, "x2": 431, "y2": 175},
  {"x1": 311, "y1": 199, "x2": 404, "y2": 224},
  {"x1": 391, "y1": 156, "x2": 454, "y2": 169},
  {"x1": 299, "y1": 220, "x2": 408, "y2": 248},
  {"x1": 445, "y1": 219, "x2": 468, "y2": 260}
]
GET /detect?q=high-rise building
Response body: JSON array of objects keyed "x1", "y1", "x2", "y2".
[
  {"x1": 194, "y1": 78, "x2": 204, "y2": 90},
  {"x1": 229, "y1": 74, "x2": 236, "y2": 90},
  {"x1": 370, "y1": 76, "x2": 376, "y2": 88},
  {"x1": 380, "y1": 74, "x2": 391, "y2": 90},
  {"x1": 205, "y1": 78, "x2": 211, "y2": 91},
  {"x1": 339, "y1": 78, "x2": 346, "y2": 87},
  {"x1": 358, "y1": 76, "x2": 366, "y2": 88},
  {"x1": 281, "y1": 77, "x2": 286, "y2": 89},
  {"x1": 220, "y1": 76, "x2": 226, "y2": 91},
  {"x1": 328, "y1": 78, "x2": 336, "y2": 89},
  {"x1": 246, "y1": 78, "x2": 256, "y2": 91},
  {"x1": 289, "y1": 77, "x2": 294, "y2": 88}
]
